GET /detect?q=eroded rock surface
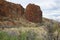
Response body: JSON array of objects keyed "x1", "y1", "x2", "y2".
[
  {"x1": 0, "y1": 0, "x2": 24, "y2": 20},
  {"x1": 0, "y1": 0, "x2": 42, "y2": 27},
  {"x1": 25, "y1": 4, "x2": 42, "y2": 23}
]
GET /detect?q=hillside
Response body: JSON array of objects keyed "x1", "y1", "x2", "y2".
[
  {"x1": 0, "y1": 17, "x2": 60, "y2": 40},
  {"x1": 0, "y1": 0, "x2": 60, "y2": 40},
  {"x1": 0, "y1": 16, "x2": 60, "y2": 28}
]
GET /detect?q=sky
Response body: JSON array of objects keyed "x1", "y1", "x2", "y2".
[{"x1": 6, "y1": 0, "x2": 60, "y2": 22}]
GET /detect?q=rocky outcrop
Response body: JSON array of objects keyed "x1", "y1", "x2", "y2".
[
  {"x1": 0, "y1": 0, "x2": 42, "y2": 27},
  {"x1": 25, "y1": 4, "x2": 42, "y2": 23},
  {"x1": 0, "y1": 0, "x2": 24, "y2": 20},
  {"x1": 0, "y1": 0, "x2": 42, "y2": 23}
]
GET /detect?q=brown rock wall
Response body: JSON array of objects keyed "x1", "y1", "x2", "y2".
[
  {"x1": 0, "y1": 0, "x2": 24, "y2": 19},
  {"x1": 25, "y1": 4, "x2": 42, "y2": 23}
]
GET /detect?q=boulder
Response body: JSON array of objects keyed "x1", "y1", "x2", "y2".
[{"x1": 25, "y1": 4, "x2": 42, "y2": 23}]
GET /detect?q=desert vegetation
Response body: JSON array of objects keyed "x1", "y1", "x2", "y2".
[
  {"x1": 0, "y1": 17, "x2": 60, "y2": 40},
  {"x1": 0, "y1": 21, "x2": 60, "y2": 40}
]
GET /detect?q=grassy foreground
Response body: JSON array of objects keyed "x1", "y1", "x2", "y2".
[
  {"x1": 0, "y1": 25, "x2": 60, "y2": 40},
  {"x1": 0, "y1": 27, "x2": 47, "y2": 40}
]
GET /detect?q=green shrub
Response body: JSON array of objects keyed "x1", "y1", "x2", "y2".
[
  {"x1": 0, "y1": 31, "x2": 9, "y2": 40},
  {"x1": 0, "y1": 31, "x2": 18, "y2": 40}
]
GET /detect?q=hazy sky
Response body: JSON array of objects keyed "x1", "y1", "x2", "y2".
[{"x1": 6, "y1": 0, "x2": 60, "y2": 21}]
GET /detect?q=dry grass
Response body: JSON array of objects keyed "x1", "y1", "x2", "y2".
[
  {"x1": 0, "y1": 17, "x2": 60, "y2": 40},
  {"x1": 1, "y1": 27, "x2": 48, "y2": 40}
]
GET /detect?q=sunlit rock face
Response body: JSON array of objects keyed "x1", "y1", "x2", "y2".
[
  {"x1": 25, "y1": 4, "x2": 42, "y2": 23},
  {"x1": 0, "y1": 0, "x2": 24, "y2": 20}
]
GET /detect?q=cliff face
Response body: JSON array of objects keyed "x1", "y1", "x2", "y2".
[
  {"x1": 0, "y1": 0, "x2": 24, "y2": 20},
  {"x1": 0, "y1": 0, "x2": 42, "y2": 26},
  {"x1": 25, "y1": 4, "x2": 42, "y2": 23}
]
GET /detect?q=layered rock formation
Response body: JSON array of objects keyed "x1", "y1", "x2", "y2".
[
  {"x1": 25, "y1": 4, "x2": 42, "y2": 23},
  {"x1": 0, "y1": 0, "x2": 24, "y2": 20},
  {"x1": 0, "y1": 0, "x2": 42, "y2": 27}
]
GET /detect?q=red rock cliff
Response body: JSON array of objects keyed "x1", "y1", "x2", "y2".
[
  {"x1": 25, "y1": 4, "x2": 42, "y2": 23},
  {"x1": 0, "y1": 0, "x2": 42, "y2": 23},
  {"x1": 0, "y1": 0, "x2": 24, "y2": 20}
]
